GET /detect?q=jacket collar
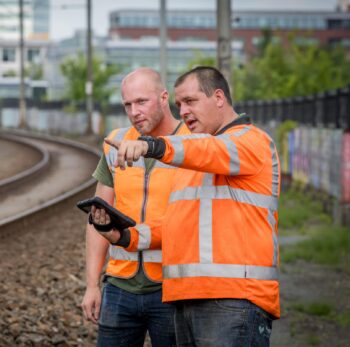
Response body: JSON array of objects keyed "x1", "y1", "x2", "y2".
[{"x1": 215, "y1": 115, "x2": 251, "y2": 136}]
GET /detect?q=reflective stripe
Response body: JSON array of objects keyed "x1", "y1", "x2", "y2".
[
  {"x1": 109, "y1": 247, "x2": 161, "y2": 263},
  {"x1": 135, "y1": 224, "x2": 151, "y2": 249},
  {"x1": 168, "y1": 136, "x2": 184, "y2": 165},
  {"x1": 163, "y1": 264, "x2": 279, "y2": 281},
  {"x1": 269, "y1": 140, "x2": 280, "y2": 266},
  {"x1": 154, "y1": 161, "x2": 179, "y2": 170},
  {"x1": 199, "y1": 174, "x2": 213, "y2": 263},
  {"x1": 217, "y1": 134, "x2": 240, "y2": 175},
  {"x1": 109, "y1": 246, "x2": 138, "y2": 261},
  {"x1": 232, "y1": 126, "x2": 251, "y2": 138},
  {"x1": 268, "y1": 209, "x2": 279, "y2": 266},
  {"x1": 143, "y1": 250, "x2": 162, "y2": 262},
  {"x1": 270, "y1": 141, "x2": 279, "y2": 198},
  {"x1": 167, "y1": 134, "x2": 211, "y2": 166},
  {"x1": 170, "y1": 186, "x2": 278, "y2": 211}
]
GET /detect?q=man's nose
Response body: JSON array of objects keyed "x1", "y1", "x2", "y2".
[
  {"x1": 179, "y1": 105, "x2": 189, "y2": 119},
  {"x1": 131, "y1": 103, "x2": 139, "y2": 116}
]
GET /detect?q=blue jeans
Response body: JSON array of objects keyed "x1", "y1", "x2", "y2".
[
  {"x1": 97, "y1": 283, "x2": 176, "y2": 347},
  {"x1": 174, "y1": 299, "x2": 273, "y2": 347}
]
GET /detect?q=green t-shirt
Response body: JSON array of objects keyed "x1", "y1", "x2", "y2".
[{"x1": 92, "y1": 155, "x2": 161, "y2": 294}]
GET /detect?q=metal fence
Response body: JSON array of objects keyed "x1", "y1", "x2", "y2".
[{"x1": 235, "y1": 85, "x2": 350, "y2": 130}]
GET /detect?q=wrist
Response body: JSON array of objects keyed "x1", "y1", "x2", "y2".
[
  {"x1": 137, "y1": 136, "x2": 166, "y2": 159},
  {"x1": 86, "y1": 281, "x2": 100, "y2": 289}
]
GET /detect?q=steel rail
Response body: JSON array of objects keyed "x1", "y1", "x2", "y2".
[{"x1": 0, "y1": 130, "x2": 101, "y2": 234}]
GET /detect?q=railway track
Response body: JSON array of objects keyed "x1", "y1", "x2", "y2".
[{"x1": 0, "y1": 130, "x2": 100, "y2": 237}]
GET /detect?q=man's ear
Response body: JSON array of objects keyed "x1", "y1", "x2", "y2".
[
  {"x1": 214, "y1": 89, "x2": 225, "y2": 108},
  {"x1": 160, "y1": 90, "x2": 169, "y2": 105}
]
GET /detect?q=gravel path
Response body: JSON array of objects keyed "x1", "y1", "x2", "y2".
[{"x1": 0, "y1": 189, "x2": 98, "y2": 346}]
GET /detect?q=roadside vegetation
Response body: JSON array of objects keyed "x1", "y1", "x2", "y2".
[
  {"x1": 279, "y1": 188, "x2": 350, "y2": 272},
  {"x1": 274, "y1": 187, "x2": 350, "y2": 347}
]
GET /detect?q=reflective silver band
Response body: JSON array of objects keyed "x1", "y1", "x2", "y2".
[
  {"x1": 232, "y1": 126, "x2": 251, "y2": 138},
  {"x1": 135, "y1": 223, "x2": 151, "y2": 249},
  {"x1": 109, "y1": 246, "x2": 138, "y2": 261},
  {"x1": 270, "y1": 141, "x2": 280, "y2": 198},
  {"x1": 169, "y1": 185, "x2": 278, "y2": 211},
  {"x1": 143, "y1": 250, "x2": 162, "y2": 262},
  {"x1": 109, "y1": 246, "x2": 161, "y2": 263},
  {"x1": 167, "y1": 134, "x2": 211, "y2": 166},
  {"x1": 217, "y1": 134, "x2": 240, "y2": 175},
  {"x1": 154, "y1": 161, "x2": 179, "y2": 170},
  {"x1": 163, "y1": 263, "x2": 279, "y2": 280},
  {"x1": 269, "y1": 140, "x2": 280, "y2": 266}
]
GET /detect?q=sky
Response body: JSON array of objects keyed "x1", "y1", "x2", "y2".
[{"x1": 50, "y1": 0, "x2": 340, "y2": 41}]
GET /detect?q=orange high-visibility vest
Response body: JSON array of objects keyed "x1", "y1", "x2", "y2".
[
  {"x1": 104, "y1": 124, "x2": 189, "y2": 282},
  {"x1": 126, "y1": 118, "x2": 281, "y2": 317}
]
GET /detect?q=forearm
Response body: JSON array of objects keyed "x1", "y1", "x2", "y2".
[{"x1": 85, "y1": 223, "x2": 109, "y2": 287}]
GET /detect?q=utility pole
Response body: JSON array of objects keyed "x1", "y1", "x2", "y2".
[
  {"x1": 19, "y1": 0, "x2": 26, "y2": 128},
  {"x1": 217, "y1": 0, "x2": 232, "y2": 95},
  {"x1": 159, "y1": 0, "x2": 167, "y2": 85},
  {"x1": 85, "y1": 0, "x2": 93, "y2": 134}
]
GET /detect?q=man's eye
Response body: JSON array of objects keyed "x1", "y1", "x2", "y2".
[{"x1": 138, "y1": 100, "x2": 146, "y2": 105}]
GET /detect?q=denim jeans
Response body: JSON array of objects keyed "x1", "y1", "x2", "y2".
[
  {"x1": 97, "y1": 283, "x2": 176, "y2": 347},
  {"x1": 174, "y1": 299, "x2": 273, "y2": 347}
]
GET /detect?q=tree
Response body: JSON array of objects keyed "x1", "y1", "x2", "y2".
[
  {"x1": 25, "y1": 63, "x2": 43, "y2": 80},
  {"x1": 234, "y1": 38, "x2": 350, "y2": 101},
  {"x1": 187, "y1": 35, "x2": 350, "y2": 102},
  {"x1": 60, "y1": 52, "x2": 121, "y2": 108}
]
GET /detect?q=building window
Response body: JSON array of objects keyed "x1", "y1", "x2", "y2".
[
  {"x1": 3, "y1": 48, "x2": 16, "y2": 62},
  {"x1": 27, "y1": 48, "x2": 40, "y2": 63},
  {"x1": 295, "y1": 37, "x2": 319, "y2": 45}
]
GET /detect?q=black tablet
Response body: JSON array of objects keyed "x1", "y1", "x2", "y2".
[{"x1": 76, "y1": 196, "x2": 136, "y2": 230}]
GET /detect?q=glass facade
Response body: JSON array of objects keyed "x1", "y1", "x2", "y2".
[
  {"x1": 111, "y1": 10, "x2": 335, "y2": 31},
  {"x1": 0, "y1": 0, "x2": 49, "y2": 40}
]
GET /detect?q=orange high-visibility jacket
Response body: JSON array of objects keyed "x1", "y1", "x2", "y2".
[
  {"x1": 104, "y1": 124, "x2": 189, "y2": 282},
  {"x1": 125, "y1": 117, "x2": 281, "y2": 317}
]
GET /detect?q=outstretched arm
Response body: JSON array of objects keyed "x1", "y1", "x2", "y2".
[{"x1": 105, "y1": 128, "x2": 269, "y2": 177}]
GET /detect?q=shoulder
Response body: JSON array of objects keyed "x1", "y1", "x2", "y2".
[{"x1": 105, "y1": 126, "x2": 139, "y2": 141}]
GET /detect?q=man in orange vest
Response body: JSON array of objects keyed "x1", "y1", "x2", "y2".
[
  {"x1": 98, "y1": 66, "x2": 281, "y2": 346},
  {"x1": 82, "y1": 67, "x2": 188, "y2": 346}
]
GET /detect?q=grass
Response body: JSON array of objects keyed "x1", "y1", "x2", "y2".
[
  {"x1": 290, "y1": 302, "x2": 332, "y2": 317},
  {"x1": 305, "y1": 334, "x2": 320, "y2": 346},
  {"x1": 289, "y1": 302, "x2": 350, "y2": 328},
  {"x1": 279, "y1": 187, "x2": 350, "y2": 344},
  {"x1": 278, "y1": 188, "x2": 331, "y2": 231},
  {"x1": 281, "y1": 225, "x2": 350, "y2": 267},
  {"x1": 278, "y1": 188, "x2": 350, "y2": 269},
  {"x1": 334, "y1": 311, "x2": 350, "y2": 327}
]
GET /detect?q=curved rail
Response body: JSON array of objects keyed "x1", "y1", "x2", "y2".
[
  {"x1": 0, "y1": 129, "x2": 100, "y2": 234},
  {"x1": 0, "y1": 133, "x2": 50, "y2": 193}
]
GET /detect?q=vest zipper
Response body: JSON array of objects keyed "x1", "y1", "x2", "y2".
[{"x1": 139, "y1": 159, "x2": 157, "y2": 278}]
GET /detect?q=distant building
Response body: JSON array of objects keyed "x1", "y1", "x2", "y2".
[
  {"x1": 109, "y1": 8, "x2": 350, "y2": 57},
  {"x1": 0, "y1": 77, "x2": 48, "y2": 100},
  {"x1": 0, "y1": 0, "x2": 50, "y2": 41},
  {"x1": 24, "y1": 3, "x2": 350, "y2": 103},
  {"x1": 0, "y1": 0, "x2": 50, "y2": 92}
]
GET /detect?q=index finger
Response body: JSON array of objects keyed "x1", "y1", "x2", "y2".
[{"x1": 104, "y1": 138, "x2": 121, "y2": 150}]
